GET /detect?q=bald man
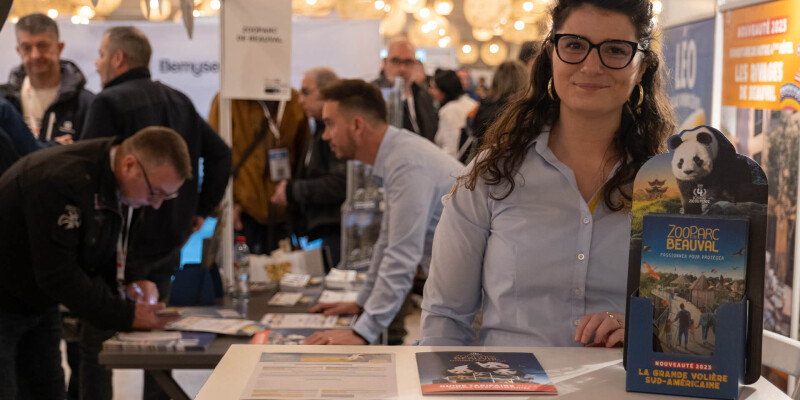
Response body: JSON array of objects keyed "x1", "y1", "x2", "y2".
[{"x1": 372, "y1": 39, "x2": 438, "y2": 142}]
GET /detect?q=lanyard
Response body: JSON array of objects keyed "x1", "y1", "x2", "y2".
[
  {"x1": 116, "y1": 206, "x2": 133, "y2": 299},
  {"x1": 257, "y1": 100, "x2": 286, "y2": 141},
  {"x1": 304, "y1": 119, "x2": 320, "y2": 168},
  {"x1": 405, "y1": 94, "x2": 421, "y2": 134},
  {"x1": 21, "y1": 77, "x2": 41, "y2": 135}
]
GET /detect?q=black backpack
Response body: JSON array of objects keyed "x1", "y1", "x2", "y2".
[{"x1": 678, "y1": 310, "x2": 691, "y2": 326}]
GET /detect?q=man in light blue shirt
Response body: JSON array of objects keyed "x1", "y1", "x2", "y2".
[{"x1": 304, "y1": 79, "x2": 462, "y2": 345}]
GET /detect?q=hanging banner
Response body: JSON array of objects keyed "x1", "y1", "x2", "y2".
[
  {"x1": 663, "y1": 17, "x2": 715, "y2": 132},
  {"x1": 722, "y1": 0, "x2": 800, "y2": 111},
  {"x1": 221, "y1": 0, "x2": 292, "y2": 101},
  {"x1": 719, "y1": 0, "x2": 800, "y2": 342}
]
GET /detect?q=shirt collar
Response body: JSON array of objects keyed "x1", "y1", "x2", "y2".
[
  {"x1": 103, "y1": 67, "x2": 151, "y2": 90},
  {"x1": 372, "y1": 125, "x2": 401, "y2": 180},
  {"x1": 531, "y1": 126, "x2": 553, "y2": 160},
  {"x1": 532, "y1": 127, "x2": 626, "y2": 214}
]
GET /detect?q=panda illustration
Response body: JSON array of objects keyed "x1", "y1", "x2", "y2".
[
  {"x1": 492, "y1": 368, "x2": 521, "y2": 376},
  {"x1": 446, "y1": 364, "x2": 473, "y2": 375},
  {"x1": 475, "y1": 361, "x2": 510, "y2": 370},
  {"x1": 669, "y1": 126, "x2": 751, "y2": 214}
]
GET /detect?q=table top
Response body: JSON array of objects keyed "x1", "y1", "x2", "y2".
[
  {"x1": 99, "y1": 286, "x2": 321, "y2": 369},
  {"x1": 195, "y1": 345, "x2": 790, "y2": 400}
]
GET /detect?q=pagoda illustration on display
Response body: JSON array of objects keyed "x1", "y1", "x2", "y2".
[{"x1": 646, "y1": 178, "x2": 668, "y2": 200}]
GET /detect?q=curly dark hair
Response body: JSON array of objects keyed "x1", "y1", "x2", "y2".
[{"x1": 462, "y1": 0, "x2": 675, "y2": 211}]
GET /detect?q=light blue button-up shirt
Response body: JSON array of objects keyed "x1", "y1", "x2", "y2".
[
  {"x1": 419, "y1": 129, "x2": 631, "y2": 347},
  {"x1": 354, "y1": 126, "x2": 463, "y2": 343}
]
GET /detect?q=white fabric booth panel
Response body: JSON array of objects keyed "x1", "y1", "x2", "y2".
[{"x1": 0, "y1": 17, "x2": 381, "y2": 119}]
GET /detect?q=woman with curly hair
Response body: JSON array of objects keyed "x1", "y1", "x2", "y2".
[{"x1": 420, "y1": 0, "x2": 675, "y2": 347}]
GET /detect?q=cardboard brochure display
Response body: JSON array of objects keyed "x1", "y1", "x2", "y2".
[
  {"x1": 627, "y1": 294, "x2": 747, "y2": 399},
  {"x1": 624, "y1": 126, "x2": 768, "y2": 399}
]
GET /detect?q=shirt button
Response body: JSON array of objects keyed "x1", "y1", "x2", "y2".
[
  {"x1": 573, "y1": 288, "x2": 583, "y2": 296},
  {"x1": 583, "y1": 217, "x2": 590, "y2": 224},
  {"x1": 577, "y1": 253, "x2": 585, "y2": 261},
  {"x1": 574, "y1": 319, "x2": 581, "y2": 326}
]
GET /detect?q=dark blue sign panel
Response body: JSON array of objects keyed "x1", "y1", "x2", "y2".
[{"x1": 664, "y1": 18, "x2": 715, "y2": 132}]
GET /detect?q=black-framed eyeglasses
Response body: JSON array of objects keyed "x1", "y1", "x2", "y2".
[
  {"x1": 551, "y1": 34, "x2": 644, "y2": 70},
  {"x1": 387, "y1": 57, "x2": 417, "y2": 66},
  {"x1": 136, "y1": 158, "x2": 179, "y2": 201}
]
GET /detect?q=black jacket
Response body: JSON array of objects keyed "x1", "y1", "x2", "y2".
[
  {"x1": 0, "y1": 97, "x2": 41, "y2": 157},
  {"x1": 0, "y1": 138, "x2": 136, "y2": 330},
  {"x1": 80, "y1": 68, "x2": 232, "y2": 263},
  {"x1": 286, "y1": 120, "x2": 346, "y2": 233},
  {"x1": 3, "y1": 60, "x2": 95, "y2": 143},
  {"x1": 372, "y1": 76, "x2": 438, "y2": 142}
]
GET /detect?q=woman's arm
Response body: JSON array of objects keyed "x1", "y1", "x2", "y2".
[{"x1": 420, "y1": 174, "x2": 491, "y2": 345}]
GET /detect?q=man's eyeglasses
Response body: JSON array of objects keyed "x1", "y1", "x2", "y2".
[
  {"x1": 387, "y1": 57, "x2": 417, "y2": 66},
  {"x1": 136, "y1": 158, "x2": 179, "y2": 201},
  {"x1": 18, "y1": 41, "x2": 55, "y2": 55},
  {"x1": 551, "y1": 34, "x2": 644, "y2": 70}
]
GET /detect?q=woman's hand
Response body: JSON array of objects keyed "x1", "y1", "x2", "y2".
[{"x1": 575, "y1": 311, "x2": 625, "y2": 347}]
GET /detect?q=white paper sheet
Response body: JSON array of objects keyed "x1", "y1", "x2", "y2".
[
  {"x1": 240, "y1": 352, "x2": 397, "y2": 399},
  {"x1": 280, "y1": 273, "x2": 311, "y2": 288},
  {"x1": 167, "y1": 316, "x2": 262, "y2": 336},
  {"x1": 260, "y1": 313, "x2": 356, "y2": 329},
  {"x1": 268, "y1": 292, "x2": 303, "y2": 306},
  {"x1": 221, "y1": 0, "x2": 292, "y2": 101},
  {"x1": 116, "y1": 331, "x2": 183, "y2": 342},
  {"x1": 317, "y1": 290, "x2": 360, "y2": 304}
]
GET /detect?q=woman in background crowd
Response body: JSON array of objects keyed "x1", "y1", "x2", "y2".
[
  {"x1": 429, "y1": 69, "x2": 477, "y2": 159},
  {"x1": 420, "y1": 0, "x2": 675, "y2": 347},
  {"x1": 470, "y1": 60, "x2": 529, "y2": 151}
]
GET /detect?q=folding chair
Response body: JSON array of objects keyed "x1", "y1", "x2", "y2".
[{"x1": 762, "y1": 329, "x2": 800, "y2": 400}]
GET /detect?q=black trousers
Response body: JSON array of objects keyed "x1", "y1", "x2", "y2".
[{"x1": 239, "y1": 211, "x2": 289, "y2": 255}]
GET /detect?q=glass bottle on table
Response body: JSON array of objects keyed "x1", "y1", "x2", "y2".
[
  {"x1": 339, "y1": 161, "x2": 384, "y2": 271},
  {"x1": 233, "y1": 235, "x2": 250, "y2": 299}
]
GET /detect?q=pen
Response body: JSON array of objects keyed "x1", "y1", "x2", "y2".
[{"x1": 132, "y1": 283, "x2": 152, "y2": 304}]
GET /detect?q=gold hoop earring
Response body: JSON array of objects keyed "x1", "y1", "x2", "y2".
[
  {"x1": 635, "y1": 84, "x2": 644, "y2": 110},
  {"x1": 547, "y1": 77, "x2": 557, "y2": 101}
]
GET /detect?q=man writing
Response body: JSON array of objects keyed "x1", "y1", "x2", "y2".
[
  {"x1": 79, "y1": 26, "x2": 231, "y2": 400},
  {"x1": 0, "y1": 127, "x2": 189, "y2": 398}
]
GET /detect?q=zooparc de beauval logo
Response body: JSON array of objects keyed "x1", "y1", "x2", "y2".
[{"x1": 690, "y1": 184, "x2": 710, "y2": 205}]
